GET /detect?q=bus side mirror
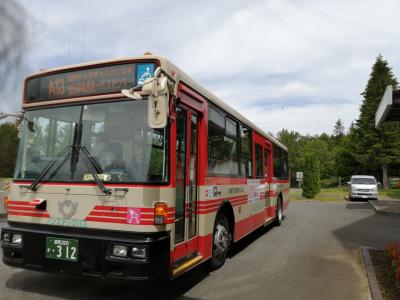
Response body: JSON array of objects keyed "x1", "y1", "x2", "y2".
[
  {"x1": 122, "y1": 67, "x2": 176, "y2": 129},
  {"x1": 146, "y1": 76, "x2": 169, "y2": 128}
]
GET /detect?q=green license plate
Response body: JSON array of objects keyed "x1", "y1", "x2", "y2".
[{"x1": 45, "y1": 237, "x2": 78, "y2": 261}]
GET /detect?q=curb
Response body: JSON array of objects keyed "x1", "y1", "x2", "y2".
[
  {"x1": 361, "y1": 247, "x2": 383, "y2": 300},
  {"x1": 369, "y1": 201, "x2": 400, "y2": 216}
]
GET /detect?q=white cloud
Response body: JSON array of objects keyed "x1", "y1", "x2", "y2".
[
  {"x1": 241, "y1": 103, "x2": 358, "y2": 136},
  {"x1": 1, "y1": 0, "x2": 400, "y2": 135}
]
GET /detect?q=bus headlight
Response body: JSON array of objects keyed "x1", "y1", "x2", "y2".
[
  {"x1": 2, "y1": 232, "x2": 11, "y2": 242},
  {"x1": 11, "y1": 233, "x2": 22, "y2": 245},
  {"x1": 131, "y1": 246, "x2": 147, "y2": 259},
  {"x1": 112, "y1": 245, "x2": 128, "y2": 257}
]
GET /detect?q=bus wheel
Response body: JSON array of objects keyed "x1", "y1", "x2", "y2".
[
  {"x1": 275, "y1": 197, "x2": 283, "y2": 226},
  {"x1": 208, "y1": 214, "x2": 231, "y2": 270}
]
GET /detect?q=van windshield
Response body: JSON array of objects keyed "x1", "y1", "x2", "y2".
[{"x1": 351, "y1": 178, "x2": 376, "y2": 185}]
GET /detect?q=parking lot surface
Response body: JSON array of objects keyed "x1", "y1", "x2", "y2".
[{"x1": 1, "y1": 201, "x2": 400, "y2": 300}]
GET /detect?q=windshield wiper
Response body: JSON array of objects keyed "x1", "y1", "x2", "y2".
[
  {"x1": 29, "y1": 121, "x2": 111, "y2": 195},
  {"x1": 80, "y1": 146, "x2": 104, "y2": 174},
  {"x1": 69, "y1": 122, "x2": 111, "y2": 195},
  {"x1": 29, "y1": 146, "x2": 71, "y2": 191},
  {"x1": 70, "y1": 122, "x2": 82, "y2": 179},
  {"x1": 78, "y1": 145, "x2": 112, "y2": 195}
]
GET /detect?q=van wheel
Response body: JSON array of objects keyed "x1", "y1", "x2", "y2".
[
  {"x1": 208, "y1": 214, "x2": 231, "y2": 270},
  {"x1": 275, "y1": 197, "x2": 283, "y2": 226}
]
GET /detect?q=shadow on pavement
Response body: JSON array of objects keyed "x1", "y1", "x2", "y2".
[
  {"x1": 345, "y1": 202, "x2": 372, "y2": 209},
  {"x1": 333, "y1": 203, "x2": 400, "y2": 249},
  {"x1": 229, "y1": 217, "x2": 279, "y2": 258},
  {"x1": 5, "y1": 264, "x2": 207, "y2": 300}
]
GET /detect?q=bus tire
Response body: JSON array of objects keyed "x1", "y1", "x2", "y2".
[
  {"x1": 275, "y1": 197, "x2": 283, "y2": 226},
  {"x1": 208, "y1": 214, "x2": 231, "y2": 271}
]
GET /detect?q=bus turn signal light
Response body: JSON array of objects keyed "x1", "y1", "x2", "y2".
[
  {"x1": 154, "y1": 202, "x2": 168, "y2": 225},
  {"x1": 3, "y1": 196, "x2": 8, "y2": 213}
]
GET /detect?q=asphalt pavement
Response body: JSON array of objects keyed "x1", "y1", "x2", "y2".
[{"x1": 1, "y1": 201, "x2": 400, "y2": 300}]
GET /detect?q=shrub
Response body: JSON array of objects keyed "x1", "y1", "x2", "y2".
[
  {"x1": 320, "y1": 177, "x2": 340, "y2": 188},
  {"x1": 386, "y1": 242, "x2": 400, "y2": 288},
  {"x1": 302, "y1": 154, "x2": 320, "y2": 198}
]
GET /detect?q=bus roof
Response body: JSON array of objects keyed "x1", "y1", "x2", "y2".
[{"x1": 25, "y1": 54, "x2": 287, "y2": 151}]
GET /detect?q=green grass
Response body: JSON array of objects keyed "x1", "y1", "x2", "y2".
[
  {"x1": 379, "y1": 189, "x2": 400, "y2": 200},
  {"x1": 290, "y1": 187, "x2": 347, "y2": 202},
  {"x1": 290, "y1": 186, "x2": 400, "y2": 202}
]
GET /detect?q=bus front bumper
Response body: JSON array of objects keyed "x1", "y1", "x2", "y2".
[{"x1": 1, "y1": 222, "x2": 170, "y2": 283}]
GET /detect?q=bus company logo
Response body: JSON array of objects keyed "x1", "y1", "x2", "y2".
[{"x1": 58, "y1": 199, "x2": 78, "y2": 219}]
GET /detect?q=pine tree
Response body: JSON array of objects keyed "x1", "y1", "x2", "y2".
[
  {"x1": 302, "y1": 153, "x2": 320, "y2": 198},
  {"x1": 353, "y1": 55, "x2": 400, "y2": 189},
  {"x1": 333, "y1": 118, "x2": 345, "y2": 138}
]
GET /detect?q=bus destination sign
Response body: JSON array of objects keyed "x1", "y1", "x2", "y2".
[{"x1": 25, "y1": 63, "x2": 152, "y2": 102}]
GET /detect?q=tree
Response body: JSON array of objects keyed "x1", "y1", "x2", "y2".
[
  {"x1": 353, "y1": 55, "x2": 400, "y2": 189},
  {"x1": 277, "y1": 129, "x2": 303, "y2": 183},
  {"x1": 333, "y1": 118, "x2": 345, "y2": 138},
  {"x1": 0, "y1": 0, "x2": 29, "y2": 90},
  {"x1": 302, "y1": 153, "x2": 320, "y2": 198},
  {"x1": 0, "y1": 123, "x2": 19, "y2": 177}
]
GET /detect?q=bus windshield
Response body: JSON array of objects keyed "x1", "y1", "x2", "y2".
[{"x1": 14, "y1": 99, "x2": 168, "y2": 183}]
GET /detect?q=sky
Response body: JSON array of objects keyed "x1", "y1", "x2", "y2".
[{"x1": 2, "y1": 0, "x2": 400, "y2": 135}]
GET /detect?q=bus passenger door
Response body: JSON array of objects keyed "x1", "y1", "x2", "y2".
[
  {"x1": 174, "y1": 107, "x2": 200, "y2": 268},
  {"x1": 264, "y1": 144, "x2": 272, "y2": 219}
]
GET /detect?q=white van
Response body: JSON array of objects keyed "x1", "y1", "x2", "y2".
[{"x1": 348, "y1": 175, "x2": 379, "y2": 201}]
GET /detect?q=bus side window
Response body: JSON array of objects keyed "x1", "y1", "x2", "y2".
[
  {"x1": 255, "y1": 143, "x2": 263, "y2": 178},
  {"x1": 264, "y1": 147, "x2": 270, "y2": 178},
  {"x1": 281, "y1": 150, "x2": 289, "y2": 179},
  {"x1": 273, "y1": 146, "x2": 281, "y2": 179}
]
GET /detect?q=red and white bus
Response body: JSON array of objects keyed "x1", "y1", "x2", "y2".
[{"x1": 1, "y1": 54, "x2": 289, "y2": 282}]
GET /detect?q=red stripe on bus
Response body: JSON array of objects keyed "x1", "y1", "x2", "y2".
[
  {"x1": 7, "y1": 201, "x2": 31, "y2": 206},
  {"x1": 197, "y1": 199, "x2": 248, "y2": 213},
  {"x1": 199, "y1": 194, "x2": 247, "y2": 205},
  {"x1": 197, "y1": 208, "x2": 217, "y2": 214},
  {"x1": 88, "y1": 211, "x2": 127, "y2": 218},
  {"x1": 91, "y1": 206, "x2": 175, "y2": 213},
  {"x1": 92, "y1": 206, "x2": 128, "y2": 212},
  {"x1": 7, "y1": 205, "x2": 46, "y2": 212},
  {"x1": 8, "y1": 210, "x2": 50, "y2": 218},
  {"x1": 231, "y1": 200, "x2": 248, "y2": 207},
  {"x1": 198, "y1": 196, "x2": 248, "y2": 209}
]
